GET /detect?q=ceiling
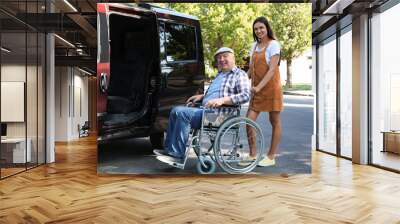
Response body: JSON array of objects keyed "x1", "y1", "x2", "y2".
[
  {"x1": 0, "y1": 0, "x2": 395, "y2": 72},
  {"x1": 312, "y1": 0, "x2": 390, "y2": 42}
]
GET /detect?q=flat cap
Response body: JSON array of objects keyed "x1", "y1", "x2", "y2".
[{"x1": 214, "y1": 47, "x2": 234, "y2": 57}]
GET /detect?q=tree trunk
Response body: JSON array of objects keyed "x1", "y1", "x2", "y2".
[
  {"x1": 286, "y1": 59, "x2": 293, "y2": 88},
  {"x1": 216, "y1": 34, "x2": 223, "y2": 49}
]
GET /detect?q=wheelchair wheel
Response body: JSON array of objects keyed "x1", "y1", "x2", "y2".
[
  {"x1": 213, "y1": 117, "x2": 264, "y2": 174},
  {"x1": 191, "y1": 130, "x2": 200, "y2": 156},
  {"x1": 196, "y1": 157, "x2": 216, "y2": 174}
]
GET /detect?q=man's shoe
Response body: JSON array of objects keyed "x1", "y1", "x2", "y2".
[
  {"x1": 257, "y1": 157, "x2": 276, "y2": 167},
  {"x1": 156, "y1": 155, "x2": 185, "y2": 169},
  {"x1": 153, "y1": 149, "x2": 170, "y2": 157}
]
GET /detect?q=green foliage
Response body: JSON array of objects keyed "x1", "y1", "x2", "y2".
[
  {"x1": 169, "y1": 3, "x2": 260, "y2": 70},
  {"x1": 263, "y1": 4, "x2": 312, "y2": 60},
  {"x1": 205, "y1": 64, "x2": 218, "y2": 80},
  {"x1": 168, "y1": 3, "x2": 311, "y2": 79}
]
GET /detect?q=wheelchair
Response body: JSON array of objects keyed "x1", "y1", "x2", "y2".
[{"x1": 166, "y1": 103, "x2": 265, "y2": 174}]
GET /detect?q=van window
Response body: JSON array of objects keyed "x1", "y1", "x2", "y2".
[
  {"x1": 164, "y1": 23, "x2": 196, "y2": 62},
  {"x1": 158, "y1": 22, "x2": 166, "y2": 62}
]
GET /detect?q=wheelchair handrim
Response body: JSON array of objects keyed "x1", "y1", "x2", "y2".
[{"x1": 213, "y1": 117, "x2": 265, "y2": 174}]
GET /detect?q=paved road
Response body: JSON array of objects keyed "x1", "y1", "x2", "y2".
[{"x1": 98, "y1": 95, "x2": 314, "y2": 175}]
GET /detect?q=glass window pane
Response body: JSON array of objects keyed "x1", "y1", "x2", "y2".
[
  {"x1": 1, "y1": 30, "x2": 27, "y2": 177},
  {"x1": 27, "y1": 31, "x2": 38, "y2": 169},
  {"x1": 165, "y1": 23, "x2": 196, "y2": 62},
  {"x1": 371, "y1": 4, "x2": 400, "y2": 171},
  {"x1": 318, "y1": 35, "x2": 337, "y2": 154},
  {"x1": 1, "y1": 1, "x2": 46, "y2": 179},
  {"x1": 38, "y1": 32, "x2": 45, "y2": 165},
  {"x1": 159, "y1": 22, "x2": 166, "y2": 63},
  {"x1": 340, "y1": 28, "x2": 352, "y2": 158}
]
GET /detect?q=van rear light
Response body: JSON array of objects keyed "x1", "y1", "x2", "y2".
[{"x1": 97, "y1": 4, "x2": 107, "y2": 13}]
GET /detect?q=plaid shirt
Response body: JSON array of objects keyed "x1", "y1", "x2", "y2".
[{"x1": 206, "y1": 66, "x2": 250, "y2": 113}]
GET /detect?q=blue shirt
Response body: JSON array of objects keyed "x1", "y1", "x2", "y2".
[{"x1": 202, "y1": 72, "x2": 227, "y2": 106}]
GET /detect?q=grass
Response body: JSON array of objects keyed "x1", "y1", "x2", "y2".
[{"x1": 282, "y1": 83, "x2": 312, "y2": 91}]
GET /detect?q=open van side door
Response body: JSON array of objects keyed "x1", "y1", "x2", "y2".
[
  {"x1": 97, "y1": 3, "x2": 110, "y2": 118},
  {"x1": 97, "y1": 3, "x2": 160, "y2": 142}
]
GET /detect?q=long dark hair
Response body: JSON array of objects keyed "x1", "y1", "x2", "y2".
[{"x1": 252, "y1": 16, "x2": 276, "y2": 42}]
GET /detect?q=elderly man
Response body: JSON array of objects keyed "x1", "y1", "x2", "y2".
[{"x1": 154, "y1": 47, "x2": 250, "y2": 166}]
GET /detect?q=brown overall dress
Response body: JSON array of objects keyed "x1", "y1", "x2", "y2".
[{"x1": 249, "y1": 45, "x2": 283, "y2": 112}]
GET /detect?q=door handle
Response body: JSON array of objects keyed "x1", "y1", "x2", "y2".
[{"x1": 99, "y1": 73, "x2": 108, "y2": 94}]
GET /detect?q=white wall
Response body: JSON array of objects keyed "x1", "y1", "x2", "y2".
[
  {"x1": 72, "y1": 71, "x2": 89, "y2": 138},
  {"x1": 55, "y1": 66, "x2": 69, "y2": 141},
  {"x1": 280, "y1": 48, "x2": 313, "y2": 85},
  {"x1": 55, "y1": 67, "x2": 89, "y2": 141}
]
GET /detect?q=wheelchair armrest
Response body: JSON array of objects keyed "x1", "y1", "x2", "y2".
[
  {"x1": 188, "y1": 100, "x2": 240, "y2": 110},
  {"x1": 187, "y1": 100, "x2": 203, "y2": 108},
  {"x1": 220, "y1": 104, "x2": 240, "y2": 108}
]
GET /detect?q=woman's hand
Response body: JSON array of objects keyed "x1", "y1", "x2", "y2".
[{"x1": 251, "y1": 86, "x2": 261, "y2": 94}]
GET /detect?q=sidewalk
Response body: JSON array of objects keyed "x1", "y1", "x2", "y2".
[{"x1": 283, "y1": 90, "x2": 314, "y2": 97}]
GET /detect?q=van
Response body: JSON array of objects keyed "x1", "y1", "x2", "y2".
[{"x1": 97, "y1": 3, "x2": 205, "y2": 148}]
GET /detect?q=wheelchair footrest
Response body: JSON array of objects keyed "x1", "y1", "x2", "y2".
[{"x1": 156, "y1": 156, "x2": 185, "y2": 169}]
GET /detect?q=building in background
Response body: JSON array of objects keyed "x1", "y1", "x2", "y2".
[{"x1": 313, "y1": 0, "x2": 400, "y2": 172}]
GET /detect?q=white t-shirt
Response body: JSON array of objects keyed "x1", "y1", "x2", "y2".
[{"x1": 249, "y1": 40, "x2": 281, "y2": 65}]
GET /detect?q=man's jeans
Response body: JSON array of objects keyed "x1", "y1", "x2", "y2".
[{"x1": 164, "y1": 106, "x2": 203, "y2": 159}]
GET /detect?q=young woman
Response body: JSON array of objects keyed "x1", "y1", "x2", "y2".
[{"x1": 246, "y1": 16, "x2": 283, "y2": 167}]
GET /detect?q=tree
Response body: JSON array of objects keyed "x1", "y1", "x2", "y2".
[
  {"x1": 264, "y1": 4, "x2": 312, "y2": 88},
  {"x1": 169, "y1": 3, "x2": 261, "y2": 78}
]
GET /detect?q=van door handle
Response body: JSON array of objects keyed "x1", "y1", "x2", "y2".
[{"x1": 100, "y1": 73, "x2": 108, "y2": 94}]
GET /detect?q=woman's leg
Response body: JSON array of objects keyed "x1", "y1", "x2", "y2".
[
  {"x1": 246, "y1": 109, "x2": 260, "y2": 157},
  {"x1": 268, "y1": 111, "x2": 282, "y2": 159}
]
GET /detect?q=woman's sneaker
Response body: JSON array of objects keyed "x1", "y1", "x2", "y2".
[{"x1": 257, "y1": 157, "x2": 275, "y2": 167}]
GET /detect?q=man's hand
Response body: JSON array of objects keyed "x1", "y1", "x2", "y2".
[
  {"x1": 186, "y1": 94, "x2": 203, "y2": 105},
  {"x1": 205, "y1": 98, "x2": 225, "y2": 108}
]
